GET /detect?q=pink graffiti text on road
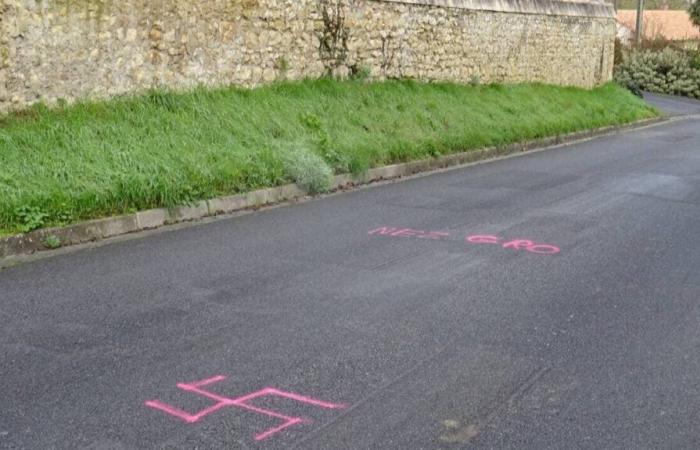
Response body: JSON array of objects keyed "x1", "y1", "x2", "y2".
[
  {"x1": 467, "y1": 235, "x2": 560, "y2": 255},
  {"x1": 368, "y1": 226, "x2": 450, "y2": 240},
  {"x1": 368, "y1": 226, "x2": 560, "y2": 255},
  {"x1": 145, "y1": 375, "x2": 345, "y2": 441}
]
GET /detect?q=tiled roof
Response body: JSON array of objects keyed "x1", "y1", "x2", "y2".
[{"x1": 617, "y1": 10, "x2": 700, "y2": 40}]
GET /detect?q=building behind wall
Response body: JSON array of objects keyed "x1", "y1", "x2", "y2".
[{"x1": 617, "y1": 10, "x2": 700, "y2": 43}]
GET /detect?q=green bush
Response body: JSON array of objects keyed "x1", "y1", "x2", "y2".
[
  {"x1": 615, "y1": 47, "x2": 700, "y2": 99},
  {"x1": 15, "y1": 205, "x2": 49, "y2": 233},
  {"x1": 280, "y1": 146, "x2": 333, "y2": 193},
  {"x1": 692, "y1": 53, "x2": 700, "y2": 70},
  {"x1": 690, "y1": 0, "x2": 700, "y2": 29}
]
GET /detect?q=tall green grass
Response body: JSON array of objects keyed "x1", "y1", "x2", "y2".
[{"x1": 0, "y1": 79, "x2": 656, "y2": 235}]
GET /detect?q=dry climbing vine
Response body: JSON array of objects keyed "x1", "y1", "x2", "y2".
[{"x1": 318, "y1": 0, "x2": 351, "y2": 75}]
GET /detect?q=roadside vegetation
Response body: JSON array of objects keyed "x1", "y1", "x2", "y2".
[
  {"x1": 615, "y1": 40, "x2": 700, "y2": 98},
  {"x1": 614, "y1": 2, "x2": 700, "y2": 99},
  {"x1": 0, "y1": 79, "x2": 656, "y2": 235}
]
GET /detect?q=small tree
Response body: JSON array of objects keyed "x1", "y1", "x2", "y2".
[{"x1": 689, "y1": 0, "x2": 700, "y2": 30}]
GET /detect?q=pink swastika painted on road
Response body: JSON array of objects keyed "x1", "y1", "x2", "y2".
[{"x1": 145, "y1": 375, "x2": 346, "y2": 441}]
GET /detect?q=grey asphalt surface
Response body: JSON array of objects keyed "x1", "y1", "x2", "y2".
[{"x1": 2, "y1": 94, "x2": 700, "y2": 450}]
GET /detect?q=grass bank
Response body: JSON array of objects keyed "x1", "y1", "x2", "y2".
[{"x1": 0, "y1": 79, "x2": 656, "y2": 235}]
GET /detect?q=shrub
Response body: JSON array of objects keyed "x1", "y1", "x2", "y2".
[
  {"x1": 625, "y1": 80, "x2": 644, "y2": 98},
  {"x1": 280, "y1": 146, "x2": 334, "y2": 193},
  {"x1": 42, "y1": 235, "x2": 61, "y2": 249},
  {"x1": 692, "y1": 53, "x2": 700, "y2": 70},
  {"x1": 15, "y1": 205, "x2": 49, "y2": 233},
  {"x1": 690, "y1": 0, "x2": 700, "y2": 29},
  {"x1": 615, "y1": 47, "x2": 700, "y2": 99}
]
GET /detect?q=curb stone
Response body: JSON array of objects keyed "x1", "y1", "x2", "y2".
[{"x1": 0, "y1": 116, "x2": 671, "y2": 261}]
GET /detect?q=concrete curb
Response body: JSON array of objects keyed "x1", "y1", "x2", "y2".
[{"x1": 0, "y1": 116, "x2": 669, "y2": 261}]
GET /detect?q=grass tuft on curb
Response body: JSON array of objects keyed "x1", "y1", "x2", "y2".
[{"x1": 0, "y1": 79, "x2": 657, "y2": 235}]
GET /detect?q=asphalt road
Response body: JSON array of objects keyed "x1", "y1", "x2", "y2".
[{"x1": 1, "y1": 94, "x2": 700, "y2": 450}]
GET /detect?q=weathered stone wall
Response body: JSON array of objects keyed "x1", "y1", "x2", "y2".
[
  {"x1": 0, "y1": 0, "x2": 615, "y2": 112},
  {"x1": 345, "y1": 0, "x2": 616, "y2": 87}
]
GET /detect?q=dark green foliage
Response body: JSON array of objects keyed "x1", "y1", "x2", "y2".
[
  {"x1": 14, "y1": 205, "x2": 49, "y2": 233},
  {"x1": 690, "y1": 0, "x2": 700, "y2": 28},
  {"x1": 615, "y1": 38, "x2": 625, "y2": 66},
  {"x1": 42, "y1": 235, "x2": 61, "y2": 249},
  {"x1": 625, "y1": 80, "x2": 645, "y2": 97}
]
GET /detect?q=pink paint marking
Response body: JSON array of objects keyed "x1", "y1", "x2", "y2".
[
  {"x1": 502, "y1": 239, "x2": 535, "y2": 251},
  {"x1": 467, "y1": 234, "x2": 560, "y2": 255},
  {"x1": 370, "y1": 227, "x2": 558, "y2": 254},
  {"x1": 369, "y1": 226, "x2": 450, "y2": 240},
  {"x1": 250, "y1": 388, "x2": 346, "y2": 409},
  {"x1": 255, "y1": 417, "x2": 305, "y2": 441},
  {"x1": 368, "y1": 226, "x2": 398, "y2": 235},
  {"x1": 418, "y1": 231, "x2": 451, "y2": 240},
  {"x1": 466, "y1": 234, "x2": 501, "y2": 244},
  {"x1": 144, "y1": 400, "x2": 223, "y2": 424},
  {"x1": 391, "y1": 228, "x2": 419, "y2": 237},
  {"x1": 145, "y1": 376, "x2": 345, "y2": 441},
  {"x1": 187, "y1": 375, "x2": 227, "y2": 387},
  {"x1": 526, "y1": 244, "x2": 560, "y2": 255}
]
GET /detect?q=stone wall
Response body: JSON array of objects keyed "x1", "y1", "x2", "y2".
[{"x1": 0, "y1": 0, "x2": 616, "y2": 112}]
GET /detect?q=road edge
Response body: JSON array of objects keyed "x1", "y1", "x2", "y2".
[{"x1": 0, "y1": 115, "x2": 676, "y2": 266}]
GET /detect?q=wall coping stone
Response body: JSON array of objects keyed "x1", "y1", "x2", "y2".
[{"x1": 373, "y1": 0, "x2": 615, "y2": 18}]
